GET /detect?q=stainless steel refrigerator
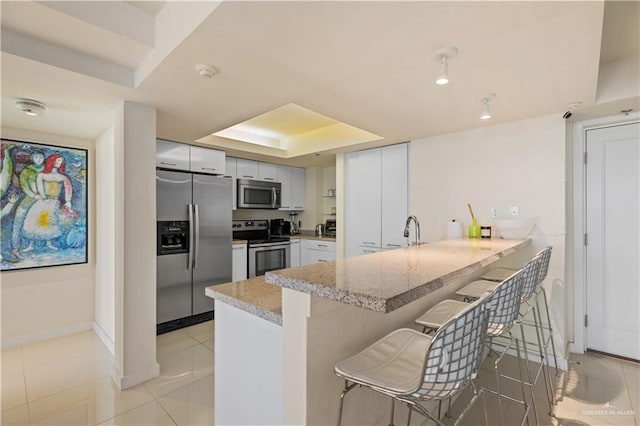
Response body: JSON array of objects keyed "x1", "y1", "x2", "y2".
[{"x1": 156, "y1": 170, "x2": 232, "y2": 330}]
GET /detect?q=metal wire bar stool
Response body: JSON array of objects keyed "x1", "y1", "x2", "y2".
[
  {"x1": 459, "y1": 246, "x2": 559, "y2": 380},
  {"x1": 334, "y1": 298, "x2": 491, "y2": 426},
  {"x1": 415, "y1": 268, "x2": 532, "y2": 426}
]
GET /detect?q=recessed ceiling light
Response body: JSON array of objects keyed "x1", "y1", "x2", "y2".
[
  {"x1": 195, "y1": 64, "x2": 218, "y2": 78},
  {"x1": 16, "y1": 98, "x2": 46, "y2": 116},
  {"x1": 433, "y1": 47, "x2": 458, "y2": 86}
]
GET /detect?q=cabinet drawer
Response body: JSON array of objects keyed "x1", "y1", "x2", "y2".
[
  {"x1": 307, "y1": 250, "x2": 336, "y2": 263},
  {"x1": 358, "y1": 246, "x2": 381, "y2": 255},
  {"x1": 306, "y1": 240, "x2": 336, "y2": 252}
]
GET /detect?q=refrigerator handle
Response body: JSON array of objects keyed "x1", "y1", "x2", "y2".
[
  {"x1": 194, "y1": 204, "x2": 200, "y2": 269},
  {"x1": 188, "y1": 204, "x2": 194, "y2": 270}
]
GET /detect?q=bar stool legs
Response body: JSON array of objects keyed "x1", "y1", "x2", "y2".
[{"x1": 337, "y1": 380, "x2": 357, "y2": 426}]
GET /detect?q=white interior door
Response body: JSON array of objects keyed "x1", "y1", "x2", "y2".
[{"x1": 585, "y1": 122, "x2": 639, "y2": 360}]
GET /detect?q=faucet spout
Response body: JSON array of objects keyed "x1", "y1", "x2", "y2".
[{"x1": 404, "y1": 215, "x2": 420, "y2": 246}]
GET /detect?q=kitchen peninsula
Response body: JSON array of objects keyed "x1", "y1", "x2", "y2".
[{"x1": 206, "y1": 238, "x2": 531, "y2": 425}]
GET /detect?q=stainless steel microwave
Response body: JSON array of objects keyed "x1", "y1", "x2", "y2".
[{"x1": 237, "y1": 179, "x2": 281, "y2": 209}]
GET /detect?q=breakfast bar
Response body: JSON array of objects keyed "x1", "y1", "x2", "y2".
[{"x1": 206, "y1": 238, "x2": 531, "y2": 425}]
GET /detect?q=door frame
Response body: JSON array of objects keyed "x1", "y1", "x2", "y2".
[{"x1": 571, "y1": 112, "x2": 640, "y2": 354}]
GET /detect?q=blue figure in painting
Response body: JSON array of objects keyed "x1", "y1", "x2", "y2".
[
  {"x1": 10, "y1": 150, "x2": 45, "y2": 257},
  {"x1": 22, "y1": 154, "x2": 74, "y2": 251}
]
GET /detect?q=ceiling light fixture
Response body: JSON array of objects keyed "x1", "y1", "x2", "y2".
[
  {"x1": 478, "y1": 93, "x2": 496, "y2": 120},
  {"x1": 433, "y1": 47, "x2": 457, "y2": 86},
  {"x1": 195, "y1": 64, "x2": 218, "y2": 79},
  {"x1": 16, "y1": 98, "x2": 46, "y2": 117}
]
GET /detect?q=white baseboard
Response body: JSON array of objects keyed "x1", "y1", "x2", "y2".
[
  {"x1": 113, "y1": 362, "x2": 160, "y2": 390},
  {"x1": 0, "y1": 321, "x2": 93, "y2": 350},
  {"x1": 92, "y1": 321, "x2": 115, "y2": 356}
]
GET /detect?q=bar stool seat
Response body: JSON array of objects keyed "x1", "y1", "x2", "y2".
[
  {"x1": 335, "y1": 329, "x2": 432, "y2": 394},
  {"x1": 455, "y1": 280, "x2": 498, "y2": 301},
  {"x1": 481, "y1": 267, "x2": 516, "y2": 282},
  {"x1": 414, "y1": 300, "x2": 469, "y2": 330}
]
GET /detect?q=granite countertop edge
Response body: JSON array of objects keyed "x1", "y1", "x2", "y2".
[{"x1": 206, "y1": 282, "x2": 282, "y2": 326}]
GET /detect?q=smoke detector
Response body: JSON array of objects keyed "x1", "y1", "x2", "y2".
[
  {"x1": 195, "y1": 64, "x2": 218, "y2": 79},
  {"x1": 16, "y1": 98, "x2": 46, "y2": 116}
]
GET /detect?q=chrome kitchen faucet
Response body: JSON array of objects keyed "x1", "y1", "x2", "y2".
[{"x1": 404, "y1": 215, "x2": 420, "y2": 246}]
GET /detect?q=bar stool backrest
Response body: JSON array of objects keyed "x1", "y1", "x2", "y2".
[
  {"x1": 536, "y1": 246, "x2": 553, "y2": 285},
  {"x1": 486, "y1": 269, "x2": 525, "y2": 329},
  {"x1": 520, "y1": 254, "x2": 544, "y2": 302},
  {"x1": 411, "y1": 298, "x2": 491, "y2": 400}
]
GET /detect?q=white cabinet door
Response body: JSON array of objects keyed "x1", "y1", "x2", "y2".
[
  {"x1": 258, "y1": 162, "x2": 278, "y2": 181},
  {"x1": 291, "y1": 167, "x2": 305, "y2": 211},
  {"x1": 190, "y1": 146, "x2": 225, "y2": 175},
  {"x1": 306, "y1": 249, "x2": 336, "y2": 264},
  {"x1": 356, "y1": 148, "x2": 382, "y2": 248},
  {"x1": 224, "y1": 157, "x2": 237, "y2": 210},
  {"x1": 156, "y1": 139, "x2": 190, "y2": 171},
  {"x1": 290, "y1": 239, "x2": 301, "y2": 267},
  {"x1": 381, "y1": 144, "x2": 408, "y2": 249},
  {"x1": 236, "y1": 159, "x2": 259, "y2": 180},
  {"x1": 277, "y1": 165, "x2": 292, "y2": 210},
  {"x1": 232, "y1": 243, "x2": 247, "y2": 281}
]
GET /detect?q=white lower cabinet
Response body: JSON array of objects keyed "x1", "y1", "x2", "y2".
[
  {"x1": 302, "y1": 239, "x2": 336, "y2": 265},
  {"x1": 232, "y1": 243, "x2": 247, "y2": 281},
  {"x1": 290, "y1": 239, "x2": 301, "y2": 267}
]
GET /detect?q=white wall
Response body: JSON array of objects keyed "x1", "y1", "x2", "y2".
[
  {"x1": 112, "y1": 102, "x2": 159, "y2": 389},
  {"x1": 94, "y1": 126, "x2": 116, "y2": 352},
  {"x1": 1, "y1": 127, "x2": 95, "y2": 347},
  {"x1": 410, "y1": 114, "x2": 567, "y2": 355}
]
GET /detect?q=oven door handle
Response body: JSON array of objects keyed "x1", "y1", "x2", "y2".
[{"x1": 250, "y1": 242, "x2": 291, "y2": 249}]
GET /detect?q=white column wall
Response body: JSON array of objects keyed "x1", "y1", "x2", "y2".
[
  {"x1": 94, "y1": 126, "x2": 116, "y2": 353},
  {"x1": 112, "y1": 101, "x2": 159, "y2": 389}
]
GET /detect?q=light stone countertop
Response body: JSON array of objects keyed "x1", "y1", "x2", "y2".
[
  {"x1": 265, "y1": 238, "x2": 530, "y2": 313},
  {"x1": 205, "y1": 277, "x2": 282, "y2": 326},
  {"x1": 232, "y1": 239, "x2": 247, "y2": 245},
  {"x1": 287, "y1": 231, "x2": 336, "y2": 242}
]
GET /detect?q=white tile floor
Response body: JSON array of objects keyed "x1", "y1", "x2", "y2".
[
  {"x1": 2, "y1": 320, "x2": 638, "y2": 425},
  {"x1": 1, "y1": 321, "x2": 214, "y2": 426}
]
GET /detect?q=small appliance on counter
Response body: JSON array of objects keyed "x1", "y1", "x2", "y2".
[
  {"x1": 288, "y1": 212, "x2": 300, "y2": 234},
  {"x1": 270, "y1": 218, "x2": 292, "y2": 236},
  {"x1": 324, "y1": 219, "x2": 337, "y2": 237}
]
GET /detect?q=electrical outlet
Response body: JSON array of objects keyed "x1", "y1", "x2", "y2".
[
  {"x1": 510, "y1": 206, "x2": 519, "y2": 216},
  {"x1": 491, "y1": 207, "x2": 498, "y2": 218}
]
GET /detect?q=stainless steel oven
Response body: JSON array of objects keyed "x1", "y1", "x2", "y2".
[
  {"x1": 248, "y1": 241, "x2": 290, "y2": 278},
  {"x1": 237, "y1": 179, "x2": 281, "y2": 209},
  {"x1": 232, "y1": 220, "x2": 291, "y2": 278}
]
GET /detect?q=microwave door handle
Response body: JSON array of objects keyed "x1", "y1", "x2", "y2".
[
  {"x1": 187, "y1": 204, "x2": 193, "y2": 270},
  {"x1": 194, "y1": 204, "x2": 200, "y2": 269},
  {"x1": 272, "y1": 187, "x2": 277, "y2": 208}
]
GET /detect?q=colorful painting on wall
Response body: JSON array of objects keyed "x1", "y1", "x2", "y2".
[{"x1": 1, "y1": 139, "x2": 88, "y2": 271}]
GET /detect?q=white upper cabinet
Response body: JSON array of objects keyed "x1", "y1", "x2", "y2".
[
  {"x1": 291, "y1": 167, "x2": 305, "y2": 211},
  {"x1": 278, "y1": 165, "x2": 292, "y2": 210},
  {"x1": 381, "y1": 144, "x2": 408, "y2": 249},
  {"x1": 156, "y1": 139, "x2": 190, "y2": 171},
  {"x1": 356, "y1": 148, "x2": 382, "y2": 248},
  {"x1": 236, "y1": 159, "x2": 259, "y2": 180},
  {"x1": 258, "y1": 162, "x2": 278, "y2": 181},
  {"x1": 156, "y1": 139, "x2": 226, "y2": 175},
  {"x1": 190, "y1": 145, "x2": 225, "y2": 175},
  {"x1": 225, "y1": 157, "x2": 237, "y2": 210},
  {"x1": 278, "y1": 166, "x2": 305, "y2": 211}
]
